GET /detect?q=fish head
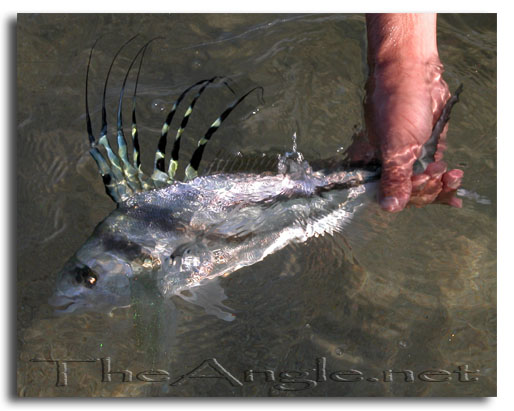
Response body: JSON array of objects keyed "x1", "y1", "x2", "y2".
[{"x1": 49, "y1": 237, "x2": 133, "y2": 314}]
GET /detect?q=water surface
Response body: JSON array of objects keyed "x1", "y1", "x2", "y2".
[{"x1": 17, "y1": 13, "x2": 496, "y2": 397}]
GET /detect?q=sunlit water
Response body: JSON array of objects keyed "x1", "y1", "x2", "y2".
[{"x1": 17, "y1": 14, "x2": 496, "y2": 397}]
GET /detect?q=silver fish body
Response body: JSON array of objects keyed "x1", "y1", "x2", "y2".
[{"x1": 51, "y1": 156, "x2": 379, "y2": 314}]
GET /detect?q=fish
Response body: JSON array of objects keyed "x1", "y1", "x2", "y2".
[{"x1": 49, "y1": 37, "x2": 463, "y2": 320}]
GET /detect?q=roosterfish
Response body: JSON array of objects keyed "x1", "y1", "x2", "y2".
[{"x1": 49, "y1": 36, "x2": 463, "y2": 321}]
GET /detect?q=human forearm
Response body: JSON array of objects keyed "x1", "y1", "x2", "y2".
[{"x1": 366, "y1": 14, "x2": 440, "y2": 69}]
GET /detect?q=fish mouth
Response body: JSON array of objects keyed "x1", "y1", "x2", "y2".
[{"x1": 48, "y1": 294, "x2": 80, "y2": 313}]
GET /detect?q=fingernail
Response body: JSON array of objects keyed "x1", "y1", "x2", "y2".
[
  {"x1": 446, "y1": 179, "x2": 462, "y2": 190},
  {"x1": 443, "y1": 169, "x2": 464, "y2": 190},
  {"x1": 380, "y1": 196, "x2": 401, "y2": 212}
]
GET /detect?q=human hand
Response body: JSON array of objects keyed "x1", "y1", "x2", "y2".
[{"x1": 363, "y1": 13, "x2": 463, "y2": 212}]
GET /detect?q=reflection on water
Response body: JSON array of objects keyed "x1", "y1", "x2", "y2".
[{"x1": 17, "y1": 14, "x2": 496, "y2": 397}]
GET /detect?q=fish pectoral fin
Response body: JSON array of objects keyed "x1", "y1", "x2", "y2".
[{"x1": 177, "y1": 278, "x2": 236, "y2": 322}]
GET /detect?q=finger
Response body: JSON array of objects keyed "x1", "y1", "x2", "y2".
[
  {"x1": 435, "y1": 191, "x2": 463, "y2": 208},
  {"x1": 379, "y1": 164, "x2": 413, "y2": 212},
  {"x1": 424, "y1": 161, "x2": 447, "y2": 179},
  {"x1": 411, "y1": 173, "x2": 430, "y2": 191},
  {"x1": 410, "y1": 163, "x2": 447, "y2": 206},
  {"x1": 447, "y1": 196, "x2": 463, "y2": 208},
  {"x1": 409, "y1": 178, "x2": 443, "y2": 206},
  {"x1": 441, "y1": 169, "x2": 464, "y2": 191}
]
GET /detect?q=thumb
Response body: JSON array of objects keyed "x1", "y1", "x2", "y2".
[{"x1": 379, "y1": 163, "x2": 414, "y2": 212}]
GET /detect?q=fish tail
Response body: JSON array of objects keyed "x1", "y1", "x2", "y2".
[{"x1": 413, "y1": 84, "x2": 464, "y2": 174}]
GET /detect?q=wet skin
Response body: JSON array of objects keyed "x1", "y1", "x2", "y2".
[{"x1": 363, "y1": 14, "x2": 463, "y2": 212}]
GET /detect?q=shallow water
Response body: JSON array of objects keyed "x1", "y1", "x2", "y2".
[{"x1": 17, "y1": 13, "x2": 496, "y2": 397}]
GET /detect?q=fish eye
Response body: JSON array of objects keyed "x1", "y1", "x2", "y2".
[
  {"x1": 74, "y1": 266, "x2": 98, "y2": 288},
  {"x1": 84, "y1": 273, "x2": 98, "y2": 288}
]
